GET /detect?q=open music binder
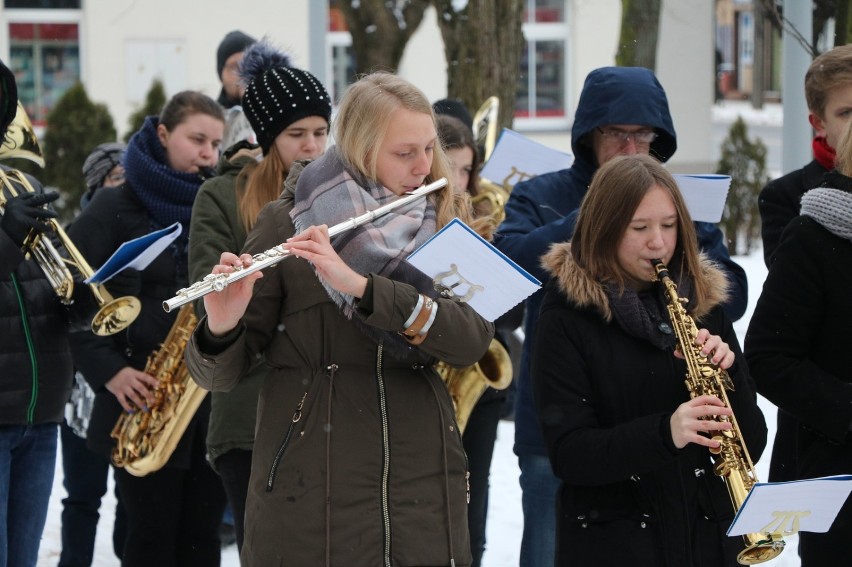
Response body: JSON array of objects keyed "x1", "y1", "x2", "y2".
[
  {"x1": 85, "y1": 222, "x2": 182, "y2": 284},
  {"x1": 727, "y1": 474, "x2": 852, "y2": 537},
  {"x1": 407, "y1": 218, "x2": 541, "y2": 322}
]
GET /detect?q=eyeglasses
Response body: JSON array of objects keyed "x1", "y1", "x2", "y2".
[
  {"x1": 596, "y1": 127, "x2": 658, "y2": 146},
  {"x1": 106, "y1": 173, "x2": 125, "y2": 183}
]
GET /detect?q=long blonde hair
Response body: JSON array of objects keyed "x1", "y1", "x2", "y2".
[{"x1": 333, "y1": 72, "x2": 474, "y2": 228}]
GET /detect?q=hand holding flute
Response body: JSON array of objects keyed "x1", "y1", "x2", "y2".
[
  {"x1": 164, "y1": 178, "x2": 447, "y2": 314},
  {"x1": 204, "y1": 224, "x2": 368, "y2": 337}
]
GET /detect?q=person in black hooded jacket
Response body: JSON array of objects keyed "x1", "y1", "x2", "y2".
[
  {"x1": 0, "y1": 57, "x2": 74, "y2": 567},
  {"x1": 534, "y1": 154, "x2": 766, "y2": 566}
]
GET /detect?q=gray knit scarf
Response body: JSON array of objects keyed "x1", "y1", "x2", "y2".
[{"x1": 800, "y1": 187, "x2": 852, "y2": 241}]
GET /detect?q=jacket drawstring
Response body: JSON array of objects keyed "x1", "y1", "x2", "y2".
[{"x1": 11, "y1": 273, "x2": 38, "y2": 423}]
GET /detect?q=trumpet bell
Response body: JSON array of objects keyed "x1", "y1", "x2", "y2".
[{"x1": 92, "y1": 295, "x2": 142, "y2": 336}]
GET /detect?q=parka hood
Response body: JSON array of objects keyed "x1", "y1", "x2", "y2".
[
  {"x1": 541, "y1": 241, "x2": 730, "y2": 322},
  {"x1": 571, "y1": 67, "x2": 677, "y2": 168}
]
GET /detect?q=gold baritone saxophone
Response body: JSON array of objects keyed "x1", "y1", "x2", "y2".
[
  {"x1": 111, "y1": 304, "x2": 207, "y2": 476},
  {"x1": 652, "y1": 260, "x2": 784, "y2": 565}
]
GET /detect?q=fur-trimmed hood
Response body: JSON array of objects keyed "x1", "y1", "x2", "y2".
[{"x1": 541, "y1": 241, "x2": 730, "y2": 322}]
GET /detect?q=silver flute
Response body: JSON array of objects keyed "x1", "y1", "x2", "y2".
[{"x1": 163, "y1": 178, "x2": 448, "y2": 312}]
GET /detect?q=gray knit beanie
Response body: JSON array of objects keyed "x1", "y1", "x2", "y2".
[
  {"x1": 239, "y1": 40, "x2": 331, "y2": 154},
  {"x1": 83, "y1": 142, "x2": 126, "y2": 189}
]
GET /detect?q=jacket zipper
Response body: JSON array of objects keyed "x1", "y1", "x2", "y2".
[
  {"x1": 11, "y1": 273, "x2": 38, "y2": 423},
  {"x1": 325, "y1": 363, "x2": 337, "y2": 567},
  {"x1": 376, "y1": 342, "x2": 392, "y2": 567},
  {"x1": 266, "y1": 391, "x2": 307, "y2": 491}
]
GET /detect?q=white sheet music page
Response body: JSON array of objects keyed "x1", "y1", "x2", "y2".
[
  {"x1": 85, "y1": 222, "x2": 182, "y2": 284},
  {"x1": 479, "y1": 128, "x2": 573, "y2": 186},
  {"x1": 407, "y1": 218, "x2": 541, "y2": 322},
  {"x1": 672, "y1": 174, "x2": 731, "y2": 223},
  {"x1": 727, "y1": 474, "x2": 852, "y2": 537}
]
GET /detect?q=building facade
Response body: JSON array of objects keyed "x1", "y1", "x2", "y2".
[{"x1": 1, "y1": 0, "x2": 715, "y2": 171}]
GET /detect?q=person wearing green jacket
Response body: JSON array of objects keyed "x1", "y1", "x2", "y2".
[{"x1": 188, "y1": 38, "x2": 331, "y2": 552}]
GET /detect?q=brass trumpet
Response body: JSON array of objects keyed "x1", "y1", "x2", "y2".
[{"x1": 0, "y1": 102, "x2": 140, "y2": 336}]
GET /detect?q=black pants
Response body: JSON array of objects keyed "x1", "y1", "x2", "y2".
[
  {"x1": 463, "y1": 391, "x2": 505, "y2": 567},
  {"x1": 114, "y1": 433, "x2": 227, "y2": 567},
  {"x1": 59, "y1": 420, "x2": 127, "y2": 566},
  {"x1": 215, "y1": 448, "x2": 253, "y2": 553}
]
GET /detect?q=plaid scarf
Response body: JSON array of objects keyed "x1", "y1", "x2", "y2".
[{"x1": 291, "y1": 146, "x2": 438, "y2": 357}]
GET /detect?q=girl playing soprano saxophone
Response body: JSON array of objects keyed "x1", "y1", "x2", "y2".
[{"x1": 532, "y1": 154, "x2": 766, "y2": 566}]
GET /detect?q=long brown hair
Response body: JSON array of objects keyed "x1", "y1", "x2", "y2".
[
  {"x1": 333, "y1": 72, "x2": 474, "y2": 228},
  {"x1": 571, "y1": 154, "x2": 712, "y2": 309}
]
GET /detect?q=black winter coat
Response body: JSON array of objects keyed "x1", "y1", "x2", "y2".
[
  {"x1": 66, "y1": 184, "x2": 209, "y2": 467},
  {"x1": 0, "y1": 166, "x2": 73, "y2": 424},
  {"x1": 746, "y1": 213, "x2": 852, "y2": 565},
  {"x1": 758, "y1": 159, "x2": 827, "y2": 268},
  {"x1": 533, "y1": 244, "x2": 767, "y2": 567}
]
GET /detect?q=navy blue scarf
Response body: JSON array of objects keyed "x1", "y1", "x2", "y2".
[
  {"x1": 124, "y1": 115, "x2": 205, "y2": 232},
  {"x1": 124, "y1": 115, "x2": 207, "y2": 280}
]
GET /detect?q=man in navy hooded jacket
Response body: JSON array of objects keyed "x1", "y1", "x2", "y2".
[{"x1": 494, "y1": 66, "x2": 748, "y2": 567}]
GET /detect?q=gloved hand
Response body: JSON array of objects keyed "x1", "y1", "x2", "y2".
[{"x1": 1, "y1": 191, "x2": 59, "y2": 247}]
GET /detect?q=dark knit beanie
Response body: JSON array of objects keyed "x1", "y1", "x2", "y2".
[
  {"x1": 0, "y1": 58, "x2": 18, "y2": 138},
  {"x1": 83, "y1": 142, "x2": 126, "y2": 189},
  {"x1": 217, "y1": 30, "x2": 256, "y2": 78},
  {"x1": 433, "y1": 98, "x2": 473, "y2": 130},
  {"x1": 240, "y1": 40, "x2": 331, "y2": 154}
]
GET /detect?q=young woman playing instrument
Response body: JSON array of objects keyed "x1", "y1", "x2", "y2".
[
  {"x1": 532, "y1": 154, "x2": 767, "y2": 566},
  {"x1": 186, "y1": 72, "x2": 494, "y2": 566},
  {"x1": 188, "y1": 39, "x2": 331, "y2": 553},
  {"x1": 67, "y1": 91, "x2": 227, "y2": 566}
]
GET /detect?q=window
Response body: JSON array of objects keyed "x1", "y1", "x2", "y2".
[
  {"x1": 327, "y1": 0, "x2": 357, "y2": 104},
  {"x1": 515, "y1": 0, "x2": 569, "y2": 128},
  {"x1": 8, "y1": 22, "x2": 80, "y2": 124}
]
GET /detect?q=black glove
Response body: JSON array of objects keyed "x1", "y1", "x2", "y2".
[{"x1": 1, "y1": 191, "x2": 59, "y2": 247}]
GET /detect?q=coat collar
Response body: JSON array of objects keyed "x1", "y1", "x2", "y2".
[{"x1": 541, "y1": 241, "x2": 730, "y2": 322}]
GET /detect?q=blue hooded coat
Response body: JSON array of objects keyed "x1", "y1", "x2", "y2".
[{"x1": 494, "y1": 66, "x2": 748, "y2": 459}]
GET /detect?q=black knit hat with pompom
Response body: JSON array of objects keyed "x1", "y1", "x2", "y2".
[{"x1": 240, "y1": 39, "x2": 332, "y2": 154}]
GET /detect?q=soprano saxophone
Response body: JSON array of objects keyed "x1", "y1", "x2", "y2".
[{"x1": 652, "y1": 259, "x2": 785, "y2": 565}]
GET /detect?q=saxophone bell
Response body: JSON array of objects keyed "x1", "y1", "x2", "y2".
[
  {"x1": 436, "y1": 338, "x2": 513, "y2": 434},
  {"x1": 111, "y1": 304, "x2": 206, "y2": 476}
]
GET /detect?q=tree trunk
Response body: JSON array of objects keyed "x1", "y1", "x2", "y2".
[
  {"x1": 336, "y1": 0, "x2": 431, "y2": 75},
  {"x1": 615, "y1": 0, "x2": 661, "y2": 70},
  {"x1": 836, "y1": 0, "x2": 851, "y2": 46},
  {"x1": 751, "y1": 1, "x2": 765, "y2": 109},
  {"x1": 432, "y1": 0, "x2": 525, "y2": 130}
]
